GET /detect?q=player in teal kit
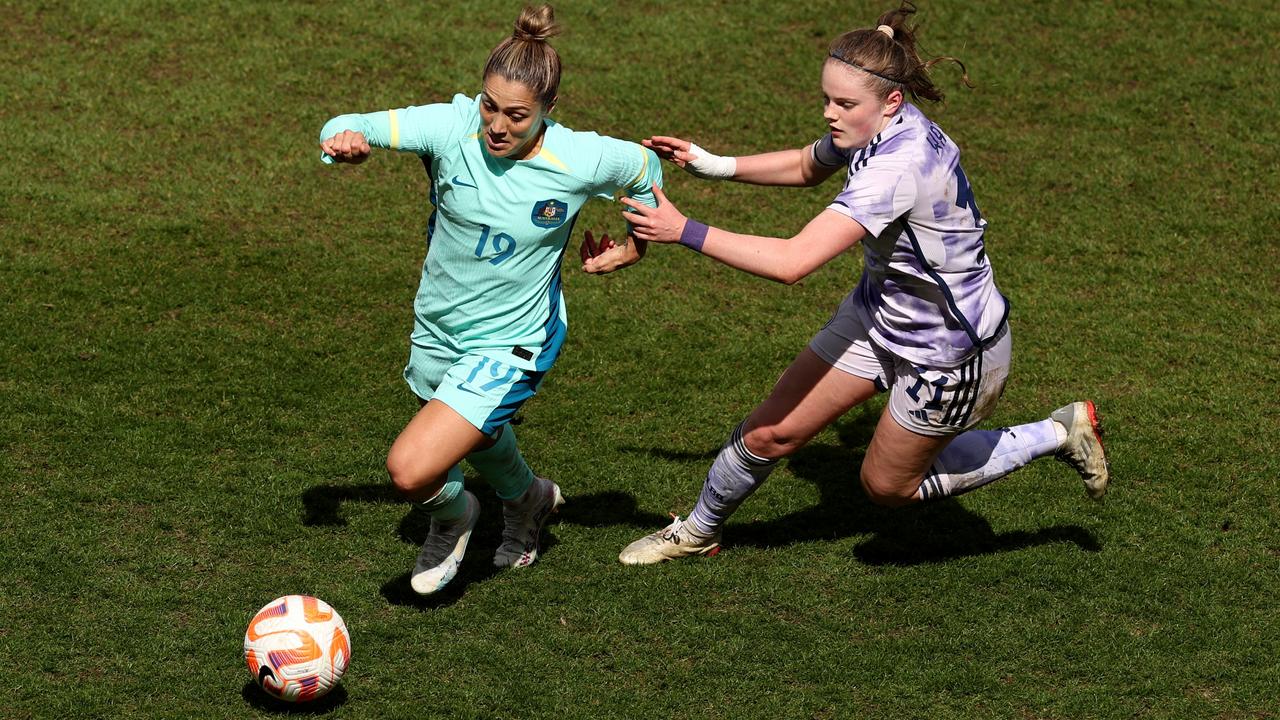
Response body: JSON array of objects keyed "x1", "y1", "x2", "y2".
[{"x1": 319, "y1": 5, "x2": 659, "y2": 594}]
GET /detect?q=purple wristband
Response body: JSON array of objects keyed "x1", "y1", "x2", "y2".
[{"x1": 679, "y1": 219, "x2": 709, "y2": 252}]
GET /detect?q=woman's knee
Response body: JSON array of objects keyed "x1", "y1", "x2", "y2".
[
  {"x1": 742, "y1": 421, "x2": 805, "y2": 459},
  {"x1": 386, "y1": 447, "x2": 444, "y2": 496},
  {"x1": 859, "y1": 465, "x2": 919, "y2": 508}
]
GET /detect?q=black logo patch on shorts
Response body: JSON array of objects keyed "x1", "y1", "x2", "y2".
[{"x1": 512, "y1": 346, "x2": 533, "y2": 361}]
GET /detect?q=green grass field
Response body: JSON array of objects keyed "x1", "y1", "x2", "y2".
[{"x1": 3, "y1": 1, "x2": 1278, "y2": 717}]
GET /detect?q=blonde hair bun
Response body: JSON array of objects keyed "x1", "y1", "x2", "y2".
[{"x1": 513, "y1": 4, "x2": 561, "y2": 43}]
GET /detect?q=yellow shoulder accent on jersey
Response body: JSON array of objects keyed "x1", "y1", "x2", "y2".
[
  {"x1": 389, "y1": 109, "x2": 400, "y2": 149},
  {"x1": 624, "y1": 146, "x2": 650, "y2": 189},
  {"x1": 537, "y1": 147, "x2": 569, "y2": 172}
]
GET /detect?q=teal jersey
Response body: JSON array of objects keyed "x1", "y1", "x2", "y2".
[{"x1": 320, "y1": 94, "x2": 662, "y2": 371}]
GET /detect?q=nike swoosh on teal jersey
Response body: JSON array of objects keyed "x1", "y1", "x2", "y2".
[{"x1": 452, "y1": 175, "x2": 477, "y2": 189}]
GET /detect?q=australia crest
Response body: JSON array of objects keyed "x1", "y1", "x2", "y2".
[{"x1": 531, "y1": 199, "x2": 568, "y2": 229}]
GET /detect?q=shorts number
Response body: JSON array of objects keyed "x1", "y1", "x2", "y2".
[
  {"x1": 906, "y1": 371, "x2": 948, "y2": 410},
  {"x1": 475, "y1": 225, "x2": 517, "y2": 266},
  {"x1": 461, "y1": 357, "x2": 517, "y2": 392}
]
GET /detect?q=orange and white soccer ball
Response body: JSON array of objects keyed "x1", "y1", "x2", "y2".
[{"x1": 244, "y1": 595, "x2": 351, "y2": 702}]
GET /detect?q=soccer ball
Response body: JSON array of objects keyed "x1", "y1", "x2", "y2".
[{"x1": 244, "y1": 595, "x2": 351, "y2": 702}]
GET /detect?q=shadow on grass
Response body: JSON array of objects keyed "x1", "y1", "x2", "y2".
[
  {"x1": 241, "y1": 681, "x2": 347, "y2": 714},
  {"x1": 556, "y1": 489, "x2": 671, "y2": 529},
  {"x1": 298, "y1": 407, "x2": 1101, "y2": 581},
  {"x1": 302, "y1": 483, "x2": 400, "y2": 527},
  {"x1": 619, "y1": 410, "x2": 1101, "y2": 565},
  {"x1": 302, "y1": 482, "x2": 562, "y2": 608}
]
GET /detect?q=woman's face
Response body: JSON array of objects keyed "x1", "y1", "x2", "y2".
[
  {"x1": 480, "y1": 75, "x2": 553, "y2": 160},
  {"x1": 820, "y1": 61, "x2": 903, "y2": 150}
]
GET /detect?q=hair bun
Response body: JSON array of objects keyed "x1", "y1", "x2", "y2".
[{"x1": 513, "y1": 4, "x2": 561, "y2": 42}]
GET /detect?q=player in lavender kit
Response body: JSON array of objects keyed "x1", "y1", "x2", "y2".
[
  {"x1": 319, "y1": 5, "x2": 660, "y2": 591},
  {"x1": 605, "y1": 3, "x2": 1110, "y2": 564}
]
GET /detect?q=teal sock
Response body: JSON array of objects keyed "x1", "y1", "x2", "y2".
[
  {"x1": 421, "y1": 466, "x2": 467, "y2": 522},
  {"x1": 466, "y1": 425, "x2": 535, "y2": 502}
]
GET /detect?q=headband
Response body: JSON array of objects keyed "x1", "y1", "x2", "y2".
[{"x1": 828, "y1": 49, "x2": 906, "y2": 85}]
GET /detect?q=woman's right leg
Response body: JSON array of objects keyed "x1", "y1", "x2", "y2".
[
  {"x1": 688, "y1": 347, "x2": 881, "y2": 533},
  {"x1": 620, "y1": 347, "x2": 879, "y2": 565},
  {"x1": 386, "y1": 398, "x2": 492, "y2": 595},
  {"x1": 387, "y1": 398, "x2": 491, "y2": 503},
  {"x1": 393, "y1": 340, "x2": 491, "y2": 506}
]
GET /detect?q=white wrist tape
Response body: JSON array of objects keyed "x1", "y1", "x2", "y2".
[{"x1": 684, "y1": 143, "x2": 737, "y2": 180}]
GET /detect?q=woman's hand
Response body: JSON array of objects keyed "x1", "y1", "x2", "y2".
[
  {"x1": 620, "y1": 185, "x2": 686, "y2": 244},
  {"x1": 321, "y1": 130, "x2": 372, "y2": 164},
  {"x1": 643, "y1": 136, "x2": 695, "y2": 167},
  {"x1": 580, "y1": 230, "x2": 645, "y2": 274},
  {"x1": 643, "y1": 136, "x2": 735, "y2": 180}
]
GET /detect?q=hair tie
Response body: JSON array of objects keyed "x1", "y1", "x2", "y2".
[{"x1": 876, "y1": 24, "x2": 895, "y2": 39}]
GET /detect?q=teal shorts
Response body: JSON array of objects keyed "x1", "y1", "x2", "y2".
[{"x1": 403, "y1": 343, "x2": 547, "y2": 436}]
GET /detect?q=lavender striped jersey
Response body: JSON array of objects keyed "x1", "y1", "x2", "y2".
[{"x1": 814, "y1": 102, "x2": 1009, "y2": 368}]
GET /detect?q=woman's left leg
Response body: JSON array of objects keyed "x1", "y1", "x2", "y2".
[
  {"x1": 466, "y1": 424, "x2": 564, "y2": 569},
  {"x1": 859, "y1": 327, "x2": 1079, "y2": 506},
  {"x1": 859, "y1": 410, "x2": 953, "y2": 506},
  {"x1": 861, "y1": 405, "x2": 1071, "y2": 506},
  {"x1": 447, "y1": 359, "x2": 564, "y2": 569}
]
